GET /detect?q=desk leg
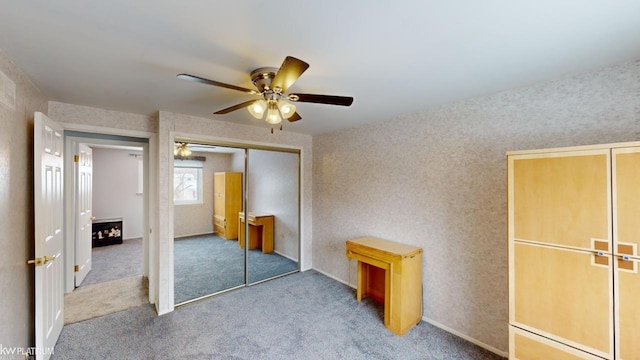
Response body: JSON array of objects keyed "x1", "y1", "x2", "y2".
[
  {"x1": 356, "y1": 261, "x2": 364, "y2": 302},
  {"x1": 384, "y1": 264, "x2": 391, "y2": 329},
  {"x1": 238, "y1": 219, "x2": 245, "y2": 249},
  {"x1": 261, "y1": 220, "x2": 273, "y2": 254}
]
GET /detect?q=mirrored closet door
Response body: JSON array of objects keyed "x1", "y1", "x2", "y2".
[
  {"x1": 245, "y1": 149, "x2": 300, "y2": 284},
  {"x1": 173, "y1": 141, "x2": 300, "y2": 305},
  {"x1": 173, "y1": 143, "x2": 246, "y2": 304}
]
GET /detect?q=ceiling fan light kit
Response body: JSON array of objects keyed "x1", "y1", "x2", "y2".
[
  {"x1": 265, "y1": 101, "x2": 281, "y2": 125},
  {"x1": 248, "y1": 99, "x2": 267, "y2": 119},
  {"x1": 277, "y1": 99, "x2": 296, "y2": 119},
  {"x1": 178, "y1": 56, "x2": 354, "y2": 133}
]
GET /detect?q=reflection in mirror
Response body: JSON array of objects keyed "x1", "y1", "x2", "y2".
[
  {"x1": 173, "y1": 143, "x2": 246, "y2": 304},
  {"x1": 245, "y1": 149, "x2": 300, "y2": 284}
]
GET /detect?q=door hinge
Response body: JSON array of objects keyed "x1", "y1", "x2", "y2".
[
  {"x1": 74, "y1": 154, "x2": 79, "y2": 162},
  {"x1": 74, "y1": 265, "x2": 79, "y2": 272}
]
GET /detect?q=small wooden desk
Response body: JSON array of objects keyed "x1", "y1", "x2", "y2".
[
  {"x1": 346, "y1": 237, "x2": 423, "y2": 336},
  {"x1": 238, "y1": 212, "x2": 274, "y2": 254}
]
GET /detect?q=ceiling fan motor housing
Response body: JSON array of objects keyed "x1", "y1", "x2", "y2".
[{"x1": 250, "y1": 67, "x2": 279, "y2": 93}]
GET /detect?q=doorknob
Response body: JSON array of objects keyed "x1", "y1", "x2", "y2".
[
  {"x1": 90, "y1": 216, "x2": 96, "y2": 220},
  {"x1": 27, "y1": 255, "x2": 56, "y2": 266},
  {"x1": 27, "y1": 258, "x2": 42, "y2": 266}
]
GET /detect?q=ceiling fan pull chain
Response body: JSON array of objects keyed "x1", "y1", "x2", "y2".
[
  {"x1": 280, "y1": 124, "x2": 283, "y2": 131},
  {"x1": 270, "y1": 127, "x2": 274, "y2": 134}
]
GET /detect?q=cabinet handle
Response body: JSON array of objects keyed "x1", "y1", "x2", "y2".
[
  {"x1": 593, "y1": 251, "x2": 610, "y2": 266},
  {"x1": 618, "y1": 255, "x2": 640, "y2": 263},
  {"x1": 615, "y1": 254, "x2": 639, "y2": 272}
]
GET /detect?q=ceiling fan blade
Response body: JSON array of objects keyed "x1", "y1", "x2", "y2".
[
  {"x1": 288, "y1": 93, "x2": 354, "y2": 106},
  {"x1": 213, "y1": 100, "x2": 256, "y2": 114},
  {"x1": 287, "y1": 112, "x2": 302, "y2": 122},
  {"x1": 177, "y1": 74, "x2": 259, "y2": 95},
  {"x1": 270, "y1": 56, "x2": 310, "y2": 93}
]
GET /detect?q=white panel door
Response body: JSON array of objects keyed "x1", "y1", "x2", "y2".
[
  {"x1": 33, "y1": 112, "x2": 64, "y2": 360},
  {"x1": 75, "y1": 144, "x2": 93, "y2": 286}
]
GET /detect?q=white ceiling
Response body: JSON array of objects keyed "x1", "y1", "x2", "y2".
[{"x1": 1, "y1": 1, "x2": 640, "y2": 135}]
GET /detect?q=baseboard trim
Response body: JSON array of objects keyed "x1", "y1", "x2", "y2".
[
  {"x1": 123, "y1": 237, "x2": 142, "y2": 241},
  {"x1": 273, "y1": 250, "x2": 297, "y2": 262},
  {"x1": 422, "y1": 317, "x2": 508, "y2": 357},
  {"x1": 311, "y1": 268, "x2": 354, "y2": 288},
  {"x1": 174, "y1": 232, "x2": 215, "y2": 239}
]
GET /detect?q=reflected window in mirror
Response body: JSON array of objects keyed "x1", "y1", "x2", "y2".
[{"x1": 174, "y1": 160, "x2": 203, "y2": 205}]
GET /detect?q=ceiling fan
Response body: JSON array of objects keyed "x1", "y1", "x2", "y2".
[
  {"x1": 173, "y1": 142, "x2": 222, "y2": 157},
  {"x1": 177, "y1": 56, "x2": 354, "y2": 133}
]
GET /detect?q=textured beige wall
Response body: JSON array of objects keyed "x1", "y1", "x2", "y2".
[
  {"x1": 312, "y1": 59, "x2": 640, "y2": 352},
  {"x1": 0, "y1": 49, "x2": 49, "y2": 349},
  {"x1": 49, "y1": 101, "x2": 157, "y2": 133},
  {"x1": 173, "y1": 152, "x2": 233, "y2": 238}
]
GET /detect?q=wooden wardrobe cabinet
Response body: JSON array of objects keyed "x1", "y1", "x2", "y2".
[
  {"x1": 508, "y1": 143, "x2": 640, "y2": 360},
  {"x1": 213, "y1": 172, "x2": 242, "y2": 240}
]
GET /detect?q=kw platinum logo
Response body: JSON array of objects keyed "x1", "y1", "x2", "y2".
[{"x1": 0, "y1": 344, "x2": 54, "y2": 358}]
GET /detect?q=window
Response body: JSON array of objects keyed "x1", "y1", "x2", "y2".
[{"x1": 174, "y1": 160, "x2": 203, "y2": 205}]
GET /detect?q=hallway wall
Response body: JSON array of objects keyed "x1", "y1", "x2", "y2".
[{"x1": 92, "y1": 147, "x2": 144, "y2": 239}]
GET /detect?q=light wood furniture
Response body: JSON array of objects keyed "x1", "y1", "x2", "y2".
[
  {"x1": 238, "y1": 212, "x2": 274, "y2": 254},
  {"x1": 508, "y1": 143, "x2": 640, "y2": 360},
  {"x1": 345, "y1": 236, "x2": 422, "y2": 336},
  {"x1": 213, "y1": 172, "x2": 242, "y2": 240}
]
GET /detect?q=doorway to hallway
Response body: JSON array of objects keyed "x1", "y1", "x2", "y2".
[{"x1": 63, "y1": 132, "x2": 150, "y2": 323}]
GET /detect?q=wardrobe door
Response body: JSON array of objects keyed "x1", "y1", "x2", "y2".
[
  {"x1": 511, "y1": 150, "x2": 610, "y2": 250},
  {"x1": 612, "y1": 147, "x2": 640, "y2": 360},
  {"x1": 512, "y1": 242, "x2": 613, "y2": 358},
  {"x1": 509, "y1": 150, "x2": 613, "y2": 359},
  {"x1": 213, "y1": 173, "x2": 225, "y2": 236}
]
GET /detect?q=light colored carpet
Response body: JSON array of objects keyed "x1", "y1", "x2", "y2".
[
  {"x1": 64, "y1": 276, "x2": 148, "y2": 324},
  {"x1": 174, "y1": 234, "x2": 298, "y2": 304},
  {"x1": 81, "y1": 238, "x2": 143, "y2": 287},
  {"x1": 54, "y1": 271, "x2": 505, "y2": 359}
]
